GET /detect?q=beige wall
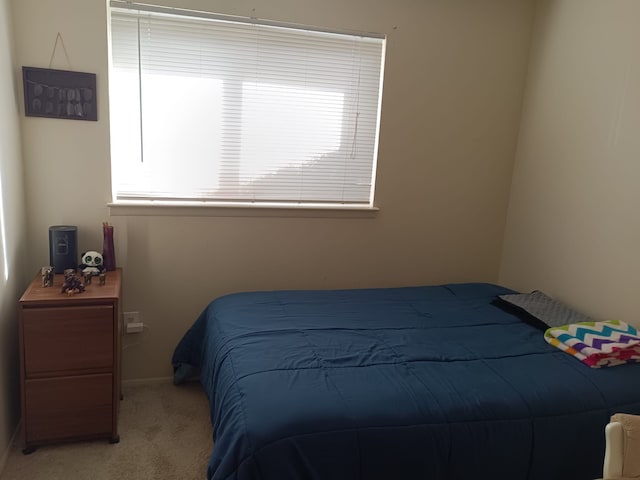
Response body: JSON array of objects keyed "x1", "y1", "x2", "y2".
[
  {"x1": 500, "y1": 0, "x2": 640, "y2": 324},
  {"x1": 12, "y1": 0, "x2": 535, "y2": 380},
  {"x1": 0, "y1": 0, "x2": 29, "y2": 469}
]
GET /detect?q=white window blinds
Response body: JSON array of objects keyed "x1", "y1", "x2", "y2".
[{"x1": 109, "y1": 3, "x2": 386, "y2": 207}]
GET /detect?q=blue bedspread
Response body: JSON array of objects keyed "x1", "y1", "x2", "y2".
[{"x1": 172, "y1": 283, "x2": 640, "y2": 480}]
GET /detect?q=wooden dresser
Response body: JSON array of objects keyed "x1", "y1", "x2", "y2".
[{"x1": 18, "y1": 268, "x2": 122, "y2": 453}]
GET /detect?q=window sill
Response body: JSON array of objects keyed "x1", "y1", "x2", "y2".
[{"x1": 107, "y1": 201, "x2": 380, "y2": 218}]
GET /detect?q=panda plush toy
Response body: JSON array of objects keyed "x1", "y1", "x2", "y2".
[{"x1": 79, "y1": 250, "x2": 105, "y2": 276}]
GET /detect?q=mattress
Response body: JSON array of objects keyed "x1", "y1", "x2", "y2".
[{"x1": 172, "y1": 283, "x2": 640, "y2": 480}]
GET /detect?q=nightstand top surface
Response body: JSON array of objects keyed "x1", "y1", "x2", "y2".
[{"x1": 20, "y1": 268, "x2": 122, "y2": 305}]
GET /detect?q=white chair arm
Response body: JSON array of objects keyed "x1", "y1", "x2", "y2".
[{"x1": 603, "y1": 421, "x2": 624, "y2": 479}]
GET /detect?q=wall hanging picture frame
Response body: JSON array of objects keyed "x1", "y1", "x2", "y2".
[{"x1": 22, "y1": 66, "x2": 97, "y2": 121}]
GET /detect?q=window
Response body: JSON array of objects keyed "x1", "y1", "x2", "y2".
[{"x1": 109, "y1": 2, "x2": 386, "y2": 208}]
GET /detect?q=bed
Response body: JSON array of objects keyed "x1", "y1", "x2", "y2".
[{"x1": 172, "y1": 282, "x2": 640, "y2": 480}]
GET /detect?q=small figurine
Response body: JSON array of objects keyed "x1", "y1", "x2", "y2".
[
  {"x1": 79, "y1": 251, "x2": 105, "y2": 277},
  {"x1": 61, "y1": 270, "x2": 85, "y2": 296},
  {"x1": 41, "y1": 266, "x2": 54, "y2": 287},
  {"x1": 99, "y1": 272, "x2": 106, "y2": 285}
]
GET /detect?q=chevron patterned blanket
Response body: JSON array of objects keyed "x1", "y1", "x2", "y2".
[{"x1": 544, "y1": 320, "x2": 640, "y2": 368}]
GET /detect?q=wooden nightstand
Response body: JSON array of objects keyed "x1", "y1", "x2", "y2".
[{"x1": 18, "y1": 268, "x2": 122, "y2": 453}]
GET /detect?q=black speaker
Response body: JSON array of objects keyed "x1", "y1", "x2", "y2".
[{"x1": 49, "y1": 226, "x2": 78, "y2": 273}]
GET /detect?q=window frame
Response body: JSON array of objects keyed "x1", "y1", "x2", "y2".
[{"x1": 107, "y1": 1, "x2": 386, "y2": 213}]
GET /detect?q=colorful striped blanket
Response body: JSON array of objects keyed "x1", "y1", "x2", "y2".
[{"x1": 544, "y1": 320, "x2": 640, "y2": 368}]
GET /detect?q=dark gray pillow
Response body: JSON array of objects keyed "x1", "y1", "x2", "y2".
[{"x1": 496, "y1": 290, "x2": 593, "y2": 329}]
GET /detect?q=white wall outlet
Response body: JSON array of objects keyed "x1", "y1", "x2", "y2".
[
  {"x1": 126, "y1": 322, "x2": 144, "y2": 334},
  {"x1": 123, "y1": 311, "x2": 140, "y2": 332},
  {"x1": 123, "y1": 311, "x2": 139, "y2": 323}
]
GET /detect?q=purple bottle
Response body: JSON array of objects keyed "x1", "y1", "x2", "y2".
[{"x1": 102, "y1": 222, "x2": 116, "y2": 271}]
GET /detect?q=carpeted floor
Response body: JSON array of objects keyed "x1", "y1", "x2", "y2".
[{"x1": 1, "y1": 381, "x2": 212, "y2": 480}]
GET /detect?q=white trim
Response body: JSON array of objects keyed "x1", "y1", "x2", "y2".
[
  {"x1": 0, "y1": 421, "x2": 21, "y2": 474},
  {"x1": 109, "y1": 1, "x2": 385, "y2": 40},
  {"x1": 108, "y1": 201, "x2": 379, "y2": 218},
  {"x1": 122, "y1": 376, "x2": 174, "y2": 387}
]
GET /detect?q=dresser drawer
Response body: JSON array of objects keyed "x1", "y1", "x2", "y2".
[
  {"x1": 22, "y1": 305, "x2": 114, "y2": 376},
  {"x1": 24, "y1": 373, "x2": 113, "y2": 443}
]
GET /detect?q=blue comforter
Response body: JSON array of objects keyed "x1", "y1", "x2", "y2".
[{"x1": 172, "y1": 283, "x2": 640, "y2": 480}]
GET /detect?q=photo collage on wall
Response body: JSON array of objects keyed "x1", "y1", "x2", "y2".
[{"x1": 22, "y1": 66, "x2": 97, "y2": 121}]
